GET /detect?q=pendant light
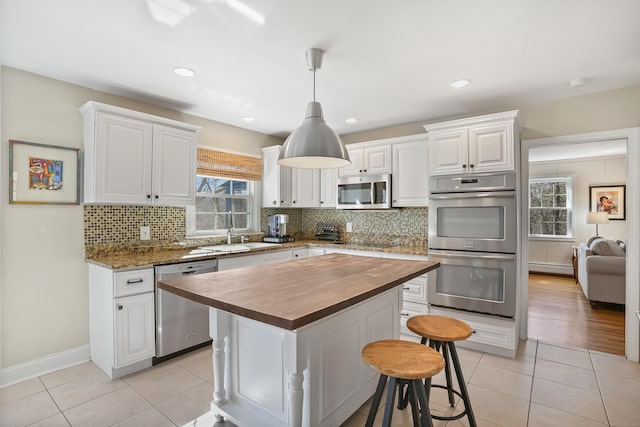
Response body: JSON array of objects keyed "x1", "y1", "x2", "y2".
[{"x1": 278, "y1": 48, "x2": 351, "y2": 169}]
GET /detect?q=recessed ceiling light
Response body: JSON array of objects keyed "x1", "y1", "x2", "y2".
[
  {"x1": 569, "y1": 78, "x2": 587, "y2": 87},
  {"x1": 451, "y1": 79, "x2": 471, "y2": 88},
  {"x1": 242, "y1": 116, "x2": 256, "y2": 122},
  {"x1": 173, "y1": 67, "x2": 195, "y2": 77},
  {"x1": 345, "y1": 118, "x2": 358, "y2": 124}
]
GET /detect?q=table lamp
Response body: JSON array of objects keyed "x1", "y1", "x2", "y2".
[{"x1": 586, "y1": 211, "x2": 609, "y2": 236}]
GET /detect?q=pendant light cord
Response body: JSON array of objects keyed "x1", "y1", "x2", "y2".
[{"x1": 312, "y1": 68, "x2": 317, "y2": 102}]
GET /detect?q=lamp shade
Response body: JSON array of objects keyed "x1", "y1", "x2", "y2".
[
  {"x1": 277, "y1": 102, "x2": 351, "y2": 169},
  {"x1": 586, "y1": 211, "x2": 610, "y2": 225}
]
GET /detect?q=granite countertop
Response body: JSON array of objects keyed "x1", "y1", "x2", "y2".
[
  {"x1": 157, "y1": 253, "x2": 439, "y2": 330},
  {"x1": 85, "y1": 239, "x2": 429, "y2": 270}
]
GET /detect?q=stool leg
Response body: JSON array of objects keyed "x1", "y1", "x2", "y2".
[
  {"x1": 448, "y1": 342, "x2": 477, "y2": 427},
  {"x1": 381, "y1": 377, "x2": 398, "y2": 427},
  {"x1": 413, "y1": 379, "x2": 434, "y2": 427},
  {"x1": 397, "y1": 379, "x2": 409, "y2": 410},
  {"x1": 441, "y1": 341, "x2": 456, "y2": 407},
  {"x1": 406, "y1": 379, "x2": 421, "y2": 427},
  {"x1": 365, "y1": 374, "x2": 387, "y2": 427}
]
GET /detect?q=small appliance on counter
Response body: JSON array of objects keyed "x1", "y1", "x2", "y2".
[
  {"x1": 263, "y1": 214, "x2": 295, "y2": 243},
  {"x1": 315, "y1": 222, "x2": 341, "y2": 242}
]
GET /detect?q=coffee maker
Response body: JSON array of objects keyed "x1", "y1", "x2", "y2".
[{"x1": 264, "y1": 214, "x2": 294, "y2": 243}]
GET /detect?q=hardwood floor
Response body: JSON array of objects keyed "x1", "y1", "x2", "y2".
[{"x1": 527, "y1": 273, "x2": 625, "y2": 356}]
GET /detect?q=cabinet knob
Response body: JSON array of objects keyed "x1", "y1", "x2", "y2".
[
  {"x1": 359, "y1": 169, "x2": 363, "y2": 173},
  {"x1": 363, "y1": 169, "x2": 367, "y2": 173},
  {"x1": 154, "y1": 195, "x2": 159, "y2": 199},
  {"x1": 462, "y1": 164, "x2": 467, "y2": 168},
  {"x1": 272, "y1": 200, "x2": 277, "y2": 206},
  {"x1": 146, "y1": 194, "x2": 151, "y2": 199},
  {"x1": 117, "y1": 304, "x2": 123, "y2": 310},
  {"x1": 293, "y1": 200, "x2": 296, "y2": 204},
  {"x1": 320, "y1": 201, "x2": 324, "y2": 204}
]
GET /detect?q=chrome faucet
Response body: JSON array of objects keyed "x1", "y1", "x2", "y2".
[{"x1": 226, "y1": 211, "x2": 235, "y2": 244}]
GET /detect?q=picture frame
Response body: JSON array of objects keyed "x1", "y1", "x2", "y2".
[
  {"x1": 9, "y1": 140, "x2": 81, "y2": 205},
  {"x1": 589, "y1": 184, "x2": 625, "y2": 220}
]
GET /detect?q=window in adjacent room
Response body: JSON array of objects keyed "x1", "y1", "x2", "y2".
[
  {"x1": 528, "y1": 176, "x2": 573, "y2": 238},
  {"x1": 186, "y1": 148, "x2": 262, "y2": 237}
]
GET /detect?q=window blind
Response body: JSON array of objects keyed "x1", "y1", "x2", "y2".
[{"x1": 197, "y1": 147, "x2": 262, "y2": 181}]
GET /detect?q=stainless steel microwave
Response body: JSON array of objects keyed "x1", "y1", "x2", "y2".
[{"x1": 337, "y1": 174, "x2": 391, "y2": 209}]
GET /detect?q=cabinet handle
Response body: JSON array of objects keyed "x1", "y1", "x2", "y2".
[
  {"x1": 126, "y1": 278, "x2": 144, "y2": 284},
  {"x1": 400, "y1": 312, "x2": 410, "y2": 317},
  {"x1": 403, "y1": 286, "x2": 410, "y2": 290},
  {"x1": 320, "y1": 201, "x2": 324, "y2": 204},
  {"x1": 117, "y1": 304, "x2": 123, "y2": 310}
]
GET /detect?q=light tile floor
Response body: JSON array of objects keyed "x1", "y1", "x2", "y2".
[{"x1": 2, "y1": 339, "x2": 640, "y2": 427}]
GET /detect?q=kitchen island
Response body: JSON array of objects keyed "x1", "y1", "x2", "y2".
[{"x1": 158, "y1": 253, "x2": 439, "y2": 427}]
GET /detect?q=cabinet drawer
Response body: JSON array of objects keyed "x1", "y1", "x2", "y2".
[
  {"x1": 400, "y1": 301, "x2": 429, "y2": 337},
  {"x1": 402, "y1": 274, "x2": 428, "y2": 304},
  {"x1": 114, "y1": 268, "x2": 154, "y2": 297}
]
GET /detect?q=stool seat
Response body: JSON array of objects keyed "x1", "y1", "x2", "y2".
[
  {"x1": 362, "y1": 340, "x2": 444, "y2": 379},
  {"x1": 362, "y1": 339, "x2": 445, "y2": 427},
  {"x1": 407, "y1": 315, "x2": 473, "y2": 342}
]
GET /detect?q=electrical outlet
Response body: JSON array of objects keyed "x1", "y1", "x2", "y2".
[
  {"x1": 346, "y1": 222, "x2": 353, "y2": 232},
  {"x1": 140, "y1": 226, "x2": 150, "y2": 240}
]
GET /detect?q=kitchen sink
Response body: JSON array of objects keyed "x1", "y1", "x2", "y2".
[{"x1": 198, "y1": 242, "x2": 280, "y2": 253}]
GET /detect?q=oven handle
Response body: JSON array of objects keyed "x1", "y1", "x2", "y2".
[
  {"x1": 428, "y1": 190, "x2": 515, "y2": 200},
  {"x1": 428, "y1": 249, "x2": 516, "y2": 261}
]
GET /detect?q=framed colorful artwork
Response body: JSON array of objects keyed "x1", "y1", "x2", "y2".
[
  {"x1": 589, "y1": 184, "x2": 626, "y2": 220},
  {"x1": 9, "y1": 140, "x2": 81, "y2": 205}
]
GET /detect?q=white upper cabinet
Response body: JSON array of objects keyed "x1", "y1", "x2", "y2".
[
  {"x1": 424, "y1": 110, "x2": 521, "y2": 176},
  {"x1": 391, "y1": 137, "x2": 429, "y2": 207},
  {"x1": 339, "y1": 143, "x2": 391, "y2": 176},
  {"x1": 261, "y1": 146, "x2": 292, "y2": 208},
  {"x1": 80, "y1": 101, "x2": 200, "y2": 205},
  {"x1": 291, "y1": 168, "x2": 320, "y2": 207},
  {"x1": 319, "y1": 168, "x2": 338, "y2": 208}
]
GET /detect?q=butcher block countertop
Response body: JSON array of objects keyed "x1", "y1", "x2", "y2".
[{"x1": 158, "y1": 253, "x2": 439, "y2": 330}]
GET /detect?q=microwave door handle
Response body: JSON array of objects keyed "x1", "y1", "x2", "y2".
[
  {"x1": 428, "y1": 191, "x2": 515, "y2": 200},
  {"x1": 429, "y1": 250, "x2": 515, "y2": 261},
  {"x1": 371, "y1": 184, "x2": 375, "y2": 205}
]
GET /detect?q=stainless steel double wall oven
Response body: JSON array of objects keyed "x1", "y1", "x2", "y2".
[{"x1": 428, "y1": 172, "x2": 518, "y2": 317}]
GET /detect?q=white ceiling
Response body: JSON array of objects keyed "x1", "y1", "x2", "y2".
[{"x1": 1, "y1": 0, "x2": 639, "y2": 138}]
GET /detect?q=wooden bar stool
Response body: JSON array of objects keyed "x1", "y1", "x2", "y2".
[
  {"x1": 406, "y1": 315, "x2": 477, "y2": 427},
  {"x1": 361, "y1": 339, "x2": 444, "y2": 427}
]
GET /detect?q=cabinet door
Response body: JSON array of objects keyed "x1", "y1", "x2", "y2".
[
  {"x1": 319, "y1": 168, "x2": 338, "y2": 208},
  {"x1": 468, "y1": 122, "x2": 514, "y2": 173},
  {"x1": 363, "y1": 144, "x2": 391, "y2": 175},
  {"x1": 291, "y1": 168, "x2": 320, "y2": 207},
  {"x1": 339, "y1": 148, "x2": 363, "y2": 176},
  {"x1": 392, "y1": 140, "x2": 429, "y2": 207},
  {"x1": 114, "y1": 293, "x2": 155, "y2": 368},
  {"x1": 152, "y1": 124, "x2": 197, "y2": 205},
  {"x1": 261, "y1": 146, "x2": 292, "y2": 207},
  {"x1": 94, "y1": 113, "x2": 153, "y2": 204},
  {"x1": 428, "y1": 129, "x2": 468, "y2": 175}
]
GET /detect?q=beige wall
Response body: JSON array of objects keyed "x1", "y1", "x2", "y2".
[
  {"x1": 0, "y1": 67, "x2": 282, "y2": 369},
  {"x1": 342, "y1": 84, "x2": 640, "y2": 144},
  {"x1": 1, "y1": 65, "x2": 638, "y2": 373}
]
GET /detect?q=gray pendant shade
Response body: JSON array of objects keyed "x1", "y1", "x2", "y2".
[
  {"x1": 278, "y1": 101, "x2": 351, "y2": 168},
  {"x1": 277, "y1": 48, "x2": 351, "y2": 169}
]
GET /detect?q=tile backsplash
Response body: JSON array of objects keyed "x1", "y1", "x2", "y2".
[{"x1": 85, "y1": 205, "x2": 427, "y2": 246}]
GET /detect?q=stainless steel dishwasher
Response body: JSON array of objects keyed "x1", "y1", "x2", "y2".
[{"x1": 154, "y1": 259, "x2": 218, "y2": 359}]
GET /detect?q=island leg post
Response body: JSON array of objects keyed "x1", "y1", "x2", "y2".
[
  {"x1": 212, "y1": 337, "x2": 227, "y2": 405},
  {"x1": 288, "y1": 371, "x2": 304, "y2": 427}
]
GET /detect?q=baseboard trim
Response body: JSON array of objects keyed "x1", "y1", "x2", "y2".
[
  {"x1": 528, "y1": 263, "x2": 573, "y2": 276},
  {"x1": 0, "y1": 345, "x2": 90, "y2": 388}
]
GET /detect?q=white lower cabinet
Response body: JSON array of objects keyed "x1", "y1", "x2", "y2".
[
  {"x1": 428, "y1": 306, "x2": 517, "y2": 358},
  {"x1": 89, "y1": 265, "x2": 155, "y2": 379},
  {"x1": 218, "y1": 249, "x2": 293, "y2": 271},
  {"x1": 381, "y1": 252, "x2": 429, "y2": 338}
]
